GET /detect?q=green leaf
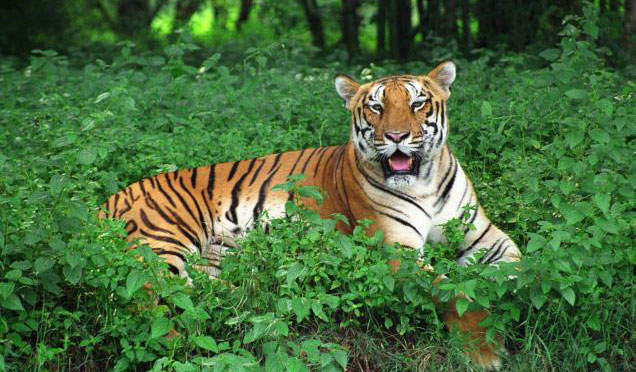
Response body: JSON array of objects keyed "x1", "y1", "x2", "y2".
[
  {"x1": 593, "y1": 193, "x2": 611, "y2": 215},
  {"x1": 531, "y1": 293, "x2": 547, "y2": 310},
  {"x1": 332, "y1": 349, "x2": 348, "y2": 369},
  {"x1": 291, "y1": 297, "x2": 310, "y2": 322},
  {"x1": 286, "y1": 262, "x2": 306, "y2": 287},
  {"x1": 583, "y1": 22, "x2": 599, "y2": 39},
  {"x1": 565, "y1": 130, "x2": 584, "y2": 148},
  {"x1": 35, "y1": 257, "x2": 55, "y2": 273},
  {"x1": 287, "y1": 357, "x2": 309, "y2": 372},
  {"x1": 455, "y1": 298, "x2": 470, "y2": 317},
  {"x1": 565, "y1": 89, "x2": 586, "y2": 100},
  {"x1": 125, "y1": 269, "x2": 146, "y2": 296},
  {"x1": 2, "y1": 294, "x2": 24, "y2": 311},
  {"x1": 596, "y1": 218, "x2": 619, "y2": 234},
  {"x1": 191, "y1": 335, "x2": 218, "y2": 352},
  {"x1": 560, "y1": 287, "x2": 576, "y2": 306},
  {"x1": 298, "y1": 186, "x2": 323, "y2": 205},
  {"x1": 383, "y1": 276, "x2": 395, "y2": 292},
  {"x1": 173, "y1": 294, "x2": 195, "y2": 311},
  {"x1": 334, "y1": 234, "x2": 352, "y2": 259},
  {"x1": 526, "y1": 233, "x2": 546, "y2": 253},
  {"x1": 78, "y1": 148, "x2": 97, "y2": 165},
  {"x1": 480, "y1": 101, "x2": 492, "y2": 118},
  {"x1": 539, "y1": 48, "x2": 560, "y2": 61},
  {"x1": 0, "y1": 282, "x2": 15, "y2": 299},
  {"x1": 150, "y1": 317, "x2": 172, "y2": 339}
]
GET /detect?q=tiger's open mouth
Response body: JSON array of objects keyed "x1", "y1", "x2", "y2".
[{"x1": 381, "y1": 151, "x2": 419, "y2": 178}]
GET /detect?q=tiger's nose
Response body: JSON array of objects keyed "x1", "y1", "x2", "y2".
[{"x1": 385, "y1": 131, "x2": 410, "y2": 143}]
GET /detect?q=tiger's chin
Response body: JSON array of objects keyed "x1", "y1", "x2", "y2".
[{"x1": 385, "y1": 174, "x2": 418, "y2": 190}]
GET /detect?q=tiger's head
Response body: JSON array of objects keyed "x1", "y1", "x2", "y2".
[{"x1": 335, "y1": 61, "x2": 456, "y2": 190}]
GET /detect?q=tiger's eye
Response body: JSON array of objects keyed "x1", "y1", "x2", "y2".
[
  {"x1": 411, "y1": 101, "x2": 424, "y2": 110},
  {"x1": 371, "y1": 104, "x2": 383, "y2": 112}
]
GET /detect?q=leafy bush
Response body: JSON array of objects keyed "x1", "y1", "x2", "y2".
[{"x1": 0, "y1": 4, "x2": 633, "y2": 371}]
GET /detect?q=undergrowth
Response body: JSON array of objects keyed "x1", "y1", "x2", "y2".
[{"x1": 0, "y1": 4, "x2": 633, "y2": 372}]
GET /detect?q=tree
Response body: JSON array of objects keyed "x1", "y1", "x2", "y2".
[
  {"x1": 387, "y1": 0, "x2": 412, "y2": 60},
  {"x1": 236, "y1": 0, "x2": 253, "y2": 30},
  {"x1": 460, "y1": 0, "x2": 471, "y2": 51},
  {"x1": 174, "y1": 0, "x2": 203, "y2": 30},
  {"x1": 376, "y1": 0, "x2": 388, "y2": 59},
  {"x1": 341, "y1": 0, "x2": 360, "y2": 60},
  {"x1": 299, "y1": 0, "x2": 326, "y2": 49}
]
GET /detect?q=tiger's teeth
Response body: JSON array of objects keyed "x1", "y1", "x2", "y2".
[{"x1": 408, "y1": 158, "x2": 413, "y2": 169}]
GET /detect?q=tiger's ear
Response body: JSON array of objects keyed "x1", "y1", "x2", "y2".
[
  {"x1": 427, "y1": 61, "x2": 456, "y2": 95},
  {"x1": 334, "y1": 74, "x2": 360, "y2": 109}
]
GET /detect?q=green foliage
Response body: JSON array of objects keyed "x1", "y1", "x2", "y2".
[{"x1": 0, "y1": 4, "x2": 633, "y2": 371}]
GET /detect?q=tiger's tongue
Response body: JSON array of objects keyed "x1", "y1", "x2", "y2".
[{"x1": 389, "y1": 153, "x2": 411, "y2": 171}]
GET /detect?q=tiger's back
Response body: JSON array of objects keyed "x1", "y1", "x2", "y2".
[{"x1": 99, "y1": 146, "x2": 354, "y2": 278}]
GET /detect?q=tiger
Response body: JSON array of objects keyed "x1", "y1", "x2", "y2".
[{"x1": 99, "y1": 61, "x2": 521, "y2": 369}]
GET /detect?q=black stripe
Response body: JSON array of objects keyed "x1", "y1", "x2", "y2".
[
  {"x1": 434, "y1": 159, "x2": 458, "y2": 211},
  {"x1": 140, "y1": 208, "x2": 174, "y2": 235},
  {"x1": 140, "y1": 228, "x2": 191, "y2": 252},
  {"x1": 458, "y1": 223, "x2": 492, "y2": 257},
  {"x1": 165, "y1": 173, "x2": 201, "y2": 229},
  {"x1": 200, "y1": 189, "x2": 215, "y2": 236},
  {"x1": 440, "y1": 101, "x2": 446, "y2": 130},
  {"x1": 148, "y1": 176, "x2": 156, "y2": 189},
  {"x1": 165, "y1": 206, "x2": 201, "y2": 249},
  {"x1": 155, "y1": 176, "x2": 177, "y2": 208},
  {"x1": 248, "y1": 159, "x2": 266, "y2": 186},
  {"x1": 456, "y1": 183, "x2": 470, "y2": 213},
  {"x1": 145, "y1": 194, "x2": 177, "y2": 225},
  {"x1": 154, "y1": 248, "x2": 188, "y2": 264},
  {"x1": 312, "y1": 147, "x2": 330, "y2": 177},
  {"x1": 225, "y1": 158, "x2": 257, "y2": 224},
  {"x1": 288, "y1": 149, "x2": 307, "y2": 176},
  {"x1": 118, "y1": 199, "x2": 132, "y2": 218},
  {"x1": 179, "y1": 177, "x2": 209, "y2": 240},
  {"x1": 125, "y1": 220, "x2": 138, "y2": 234},
  {"x1": 286, "y1": 149, "x2": 308, "y2": 202},
  {"x1": 190, "y1": 168, "x2": 198, "y2": 188},
  {"x1": 354, "y1": 154, "x2": 431, "y2": 219},
  {"x1": 139, "y1": 179, "x2": 147, "y2": 196},
  {"x1": 269, "y1": 153, "x2": 283, "y2": 173},
  {"x1": 489, "y1": 245, "x2": 509, "y2": 263},
  {"x1": 300, "y1": 148, "x2": 320, "y2": 175},
  {"x1": 376, "y1": 210, "x2": 423, "y2": 239},
  {"x1": 437, "y1": 151, "x2": 454, "y2": 190},
  {"x1": 111, "y1": 193, "x2": 120, "y2": 219},
  {"x1": 349, "y1": 163, "x2": 406, "y2": 217},
  {"x1": 253, "y1": 164, "x2": 282, "y2": 221},
  {"x1": 467, "y1": 199, "x2": 479, "y2": 225},
  {"x1": 227, "y1": 161, "x2": 240, "y2": 181},
  {"x1": 482, "y1": 238, "x2": 506, "y2": 264},
  {"x1": 207, "y1": 165, "x2": 216, "y2": 200}
]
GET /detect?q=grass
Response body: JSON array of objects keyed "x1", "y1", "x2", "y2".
[{"x1": 0, "y1": 7, "x2": 634, "y2": 372}]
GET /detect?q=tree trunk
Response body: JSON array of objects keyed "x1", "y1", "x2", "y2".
[
  {"x1": 460, "y1": 0, "x2": 471, "y2": 51},
  {"x1": 236, "y1": 0, "x2": 253, "y2": 30},
  {"x1": 428, "y1": 0, "x2": 441, "y2": 35},
  {"x1": 116, "y1": 0, "x2": 151, "y2": 37},
  {"x1": 626, "y1": 0, "x2": 636, "y2": 44},
  {"x1": 341, "y1": 0, "x2": 360, "y2": 60},
  {"x1": 415, "y1": 0, "x2": 427, "y2": 40},
  {"x1": 444, "y1": 0, "x2": 458, "y2": 38},
  {"x1": 174, "y1": 0, "x2": 202, "y2": 29},
  {"x1": 388, "y1": 0, "x2": 411, "y2": 60},
  {"x1": 212, "y1": 1, "x2": 228, "y2": 30},
  {"x1": 376, "y1": 0, "x2": 387, "y2": 59},
  {"x1": 299, "y1": 0, "x2": 326, "y2": 48}
]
